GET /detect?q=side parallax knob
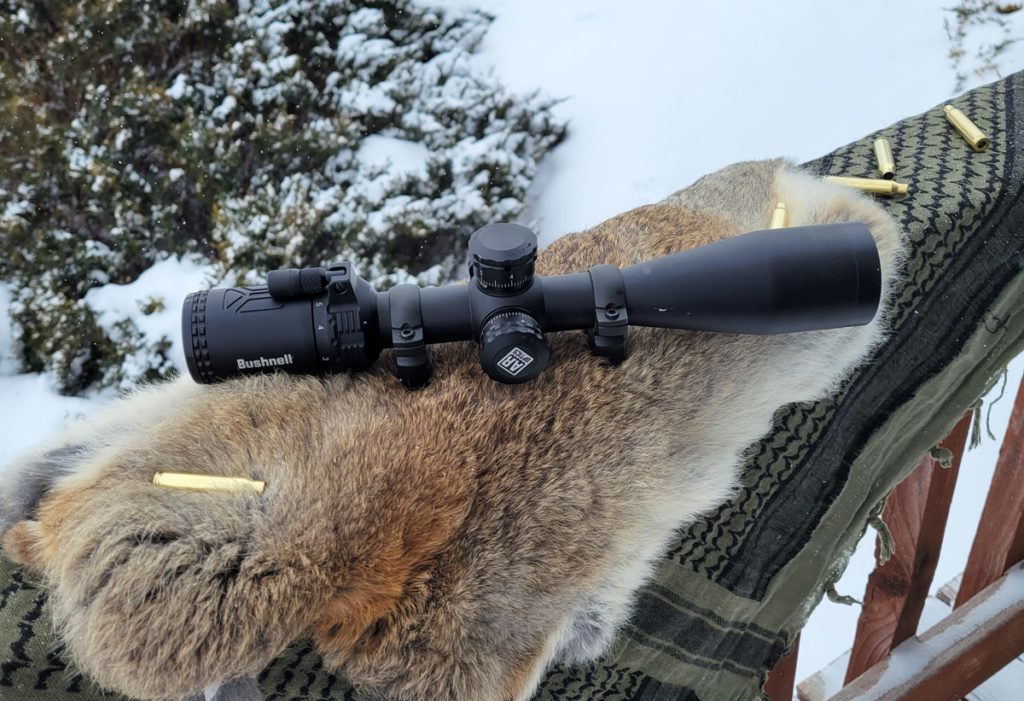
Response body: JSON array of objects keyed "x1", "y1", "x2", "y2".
[{"x1": 478, "y1": 311, "x2": 549, "y2": 383}]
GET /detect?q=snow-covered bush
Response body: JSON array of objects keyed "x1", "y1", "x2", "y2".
[{"x1": 0, "y1": 0, "x2": 565, "y2": 394}]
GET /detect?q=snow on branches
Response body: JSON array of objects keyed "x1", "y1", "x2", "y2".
[{"x1": 0, "y1": 0, "x2": 565, "y2": 393}]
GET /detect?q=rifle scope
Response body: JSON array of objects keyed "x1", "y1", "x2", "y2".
[{"x1": 183, "y1": 221, "x2": 881, "y2": 388}]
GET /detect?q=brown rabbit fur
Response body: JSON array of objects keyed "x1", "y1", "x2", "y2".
[{"x1": 1, "y1": 160, "x2": 904, "y2": 701}]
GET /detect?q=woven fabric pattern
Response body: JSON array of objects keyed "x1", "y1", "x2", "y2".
[{"x1": 3, "y1": 73, "x2": 1024, "y2": 701}]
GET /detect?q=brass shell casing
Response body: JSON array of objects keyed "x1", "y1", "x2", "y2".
[
  {"x1": 943, "y1": 105, "x2": 989, "y2": 151},
  {"x1": 153, "y1": 472, "x2": 266, "y2": 494},
  {"x1": 769, "y1": 202, "x2": 788, "y2": 229},
  {"x1": 825, "y1": 175, "x2": 909, "y2": 197},
  {"x1": 873, "y1": 138, "x2": 896, "y2": 179}
]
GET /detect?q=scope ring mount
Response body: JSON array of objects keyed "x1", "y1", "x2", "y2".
[
  {"x1": 587, "y1": 264, "x2": 628, "y2": 364},
  {"x1": 389, "y1": 283, "x2": 432, "y2": 389}
]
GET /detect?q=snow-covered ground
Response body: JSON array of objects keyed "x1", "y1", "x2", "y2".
[{"x1": 3, "y1": 0, "x2": 1024, "y2": 690}]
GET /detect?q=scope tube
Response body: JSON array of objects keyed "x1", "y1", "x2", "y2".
[{"x1": 386, "y1": 285, "x2": 472, "y2": 344}]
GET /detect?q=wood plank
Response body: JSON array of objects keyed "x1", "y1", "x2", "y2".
[
  {"x1": 843, "y1": 410, "x2": 972, "y2": 683},
  {"x1": 800, "y1": 595, "x2": 1024, "y2": 701},
  {"x1": 763, "y1": 634, "x2": 799, "y2": 701},
  {"x1": 965, "y1": 656, "x2": 1024, "y2": 701},
  {"x1": 826, "y1": 563, "x2": 1024, "y2": 701},
  {"x1": 800, "y1": 597, "x2": 948, "y2": 701},
  {"x1": 956, "y1": 374, "x2": 1024, "y2": 608},
  {"x1": 935, "y1": 572, "x2": 962, "y2": 607}
]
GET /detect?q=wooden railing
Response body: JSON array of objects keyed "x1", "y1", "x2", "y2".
[{"x1": 763, "y1": 374, "x2": 1024, "y2": 701}]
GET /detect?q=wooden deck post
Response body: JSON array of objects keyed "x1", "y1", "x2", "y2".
[
  {"x1": 955, "y1": 373, "x2": 1024, "y2": 609},
  {"x1": 763, "y1": 634, "x2": 800, "y2": 701},
  {"x1": 843, "y1": 411, "x2": 973, "y2": 684}
]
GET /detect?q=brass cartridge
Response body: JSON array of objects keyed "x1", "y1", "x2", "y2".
[
  {"x1": 825, "y1": 175, "x2": 909, "y2": 197},
  {"x1": 769, "y1": 202, "x2": 788, "y2": 229},
  {"x1": 873, "y1": 138, "x2": 896, "y2": 179},
  {"x1": 153, "y1": 472, "x2": 266, "y2": 494},
  {"x1": 943, "y1": 105, "x2": 989, "y2": 151}
]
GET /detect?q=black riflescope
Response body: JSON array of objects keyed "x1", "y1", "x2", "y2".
[{"x1": 183, "y1": 221, "x2": 881, "y2": 388}]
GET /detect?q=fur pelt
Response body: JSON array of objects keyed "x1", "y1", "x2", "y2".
[{"x1": 1, "y1": 160, "x2": 904, "y2": 701}]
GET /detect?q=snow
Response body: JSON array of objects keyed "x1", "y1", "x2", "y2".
[
  {"x1": 4, "y1": 0, "x2": 1024, "y2": 689},
  {"x1": 0, "y1": 282, "x2": 94, "y2": 467},
  {"x1": 357, "y1": 135, "x2": 433, "y2": 180},
  {"x1": 83, "y1": 256, "x2": 215, "y2": 378},
  {"x1": 211, "y1": 94, "x2": 237, "y2": 121},
  {"x1": 0, "y1": 373, "x2": 93, "y2": 471},
  {"x1": 166, "y1": 73, "x2": 189, "y2": 99},
  {"x1": 336, "y1": 80, "x2": 399, "y2": 113},
  {"x1": 0, "y1": 283, "x2": 20, "y2": 377}
]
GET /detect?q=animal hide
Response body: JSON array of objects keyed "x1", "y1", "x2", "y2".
[{"x1": 0, "y1": 160, "x2": 904, "y2": 701}]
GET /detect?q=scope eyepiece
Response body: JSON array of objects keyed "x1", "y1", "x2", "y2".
[
  {"x1": 183, "y1": 261, "x2": 381, "y2": 384},
  {"x1": 183, "y1": 221, "x2": 882, "y2": 388}
]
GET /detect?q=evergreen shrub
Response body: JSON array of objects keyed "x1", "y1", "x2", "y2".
[{"x1": 0, "y1": 0, "x2": 565, "y2": 393}]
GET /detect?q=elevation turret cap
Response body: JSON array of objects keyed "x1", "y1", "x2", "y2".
[{"x1": 468, "y1": 223, "x2": 538, "y2": 296}]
